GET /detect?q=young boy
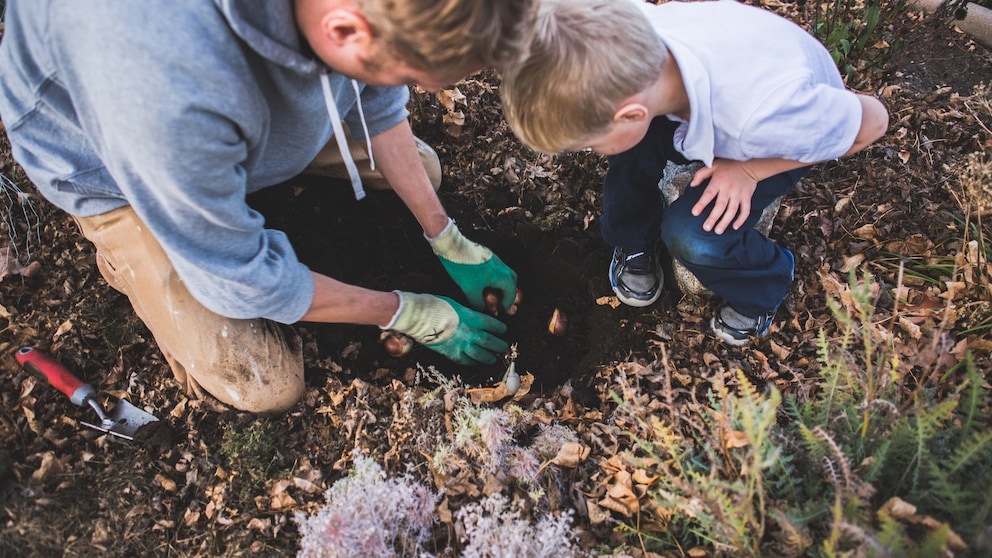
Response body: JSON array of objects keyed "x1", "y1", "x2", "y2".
[{"x1": 500, "y1": 0, "x2": 888, "y2": 345}]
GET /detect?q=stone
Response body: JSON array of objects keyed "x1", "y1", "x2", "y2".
[{"x1": 658, "y1": 161, "x2": 784, "y2": 302}]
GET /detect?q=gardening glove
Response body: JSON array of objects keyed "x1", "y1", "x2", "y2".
[
  {"x1": 384, "y1": 291, "x2": 509, "y2": 365},
  {"x1": 427, "y1": 218, "x2": 518, "y2": 312}
]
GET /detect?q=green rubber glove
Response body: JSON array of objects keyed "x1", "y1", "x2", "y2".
[
  {"x1": 385, "y1": 291, "x2": 509, "y2": 365},
  {"x1": 427, "y1": 219, "x2": 518, "y2": 312}
]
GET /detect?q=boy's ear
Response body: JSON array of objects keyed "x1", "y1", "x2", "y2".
[
  {"x1": 613, "y1": 103, "x2": 649, "y2": 124},
  {"x1": 321, "y1": 8, "x2": 373, "y2": 46}
]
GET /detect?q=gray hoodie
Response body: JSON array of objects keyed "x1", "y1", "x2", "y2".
[{"x1": 0, "y1": 0, "x2": 411, "y2": 323}]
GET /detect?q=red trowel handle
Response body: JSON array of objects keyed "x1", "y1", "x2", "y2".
[{"x1": 15, "y1": 346, "x2": 96, "y2": 406}]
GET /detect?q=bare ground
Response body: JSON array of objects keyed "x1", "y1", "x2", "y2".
[{"x1": 1, "y1": 6, "x2": 990, "y2": 557}]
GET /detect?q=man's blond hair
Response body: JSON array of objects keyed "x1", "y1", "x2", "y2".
[
  {"x1": 501, "y1": 0, "x2": 665, "y2": 154},
  {"x1": 355, "y1": 0, "x2": 535, "y2": 78}
]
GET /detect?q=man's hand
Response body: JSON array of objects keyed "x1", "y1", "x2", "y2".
[
  {"x1": 689, "y1": 159, "x2": 760, "y2": 234},
  {"x1": 386, "y1": 291, "x2": 509, "y2": 365},
  {"x1": 428, "y1": 219, "x2": 518, "y2": 312}
]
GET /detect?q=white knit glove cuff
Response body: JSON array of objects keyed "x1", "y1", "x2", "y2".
[
  {"x1": 382, "y1": 291, "x2": 458, "y2": 345},
  {"x1": 426, "y1": 218, "x2": 491, "y2": 264},
  {"x1": 382, "y1": 290, "x2": 406, "y2": 330}
]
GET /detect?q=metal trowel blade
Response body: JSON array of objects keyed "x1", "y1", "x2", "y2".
[{"x1": 81, "y1": 398, "x2": 160, "y2": 441}]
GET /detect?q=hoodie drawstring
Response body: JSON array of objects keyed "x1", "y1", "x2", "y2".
[
  {"x1": 319, "y1": 72, "x2": 375, "y2": 200},
  {"x1": 351, "y1": 80, "x2": 376, "y2": 173}
]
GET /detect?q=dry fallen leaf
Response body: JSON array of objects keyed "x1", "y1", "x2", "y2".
[
  {"x1": 600, "y1": 470, "x2": 640, "y2": 517},
  {"x1": 897, "y1": 316, "x2": 923, "y2": 339},
  {"x1": 769, "y1": 340, "x2": 791, "y2": 361},
  {"x1": 881, "y1": 84, "x2": 903, "y2": 98},
  {"x1": 0, "y1": 245, "x2": 42, "y2": 281},
  {"x1": 724, "y1": 430, "x2": 750, "y2": 449},
  {"x1": 53, "y1": 319, "x2": 73, "y2": 341},
  {"x1": 596, "y1": 295, "x2": 622, "y2": 309},
  {"x1": 90, "y1": 519, "x2": 113, "y2": 547},
  {"x1": 586, "y1": 500, "x2": 611, "y2": 525},
  {"x1": 879, "y1": 496, "x2": 968, "y2": 551},
  {"x1": 551, "y1": 442, "x2": 590, "y2": 468},
  {"x1": 968, "y1": 338, "x2": 992, "y2": 353},
  {"x1": 632, "y1": 468, "x2": 659, "y2": 485},
  {"x1": 852, "y1": 224, "x2": 877, "y2": 240},
  {"x1": 437, "y1": 497, "x2": 453, "y2": 524},
  {"x1": 583, "y1": 212, "x2": 596, "y2": 230},
  {"x1": 292, "y1": 476, "x2": 323, "y2": 494},
  {"x1": 23, "y1": 404, "x2": 43, "y2": 435},
  {"x1": 437, "y1": 87, "x2": 465, "y2": 111},
  {"x1": 942, "y1": 281, "x2": 968, "y2": 301},
  {"x1": 703, "y1": 352, "x2": 722, "y2": 368},
  {"x1": 879, "y1": 496, "x2": 917, "y2": 520},
  {"x1": 466, "y1": 372, "x2": 534, "y2": 404},
  {"x1": 155, "y1": 473, "x2": 178, "y2": 493},
  {"x1": 818, "y1": 269, "x2": 847, "y2": 298},
  {"x1": 269, "y1": 491, "x2": 296, "y2": 510},
  {"x1": 31, "y1": 451, "x2": 63, "y2": 483},
  {"x1": 183, "y1": 508, "x2": 200, "y2": 527},
  {"x1": 884, "y1": 233, "x2": 934, "y2": 257},
  {"x1": 442, "y1": 109, "x2": 465, "y2": 127},
  {"x1": 840, "y1": 253, "x2": 865, "y2": 273},
  {"x1": 247, "y1": 517, "x2": 272, "y2": 532}
]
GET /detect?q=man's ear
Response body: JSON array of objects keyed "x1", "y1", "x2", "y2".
[
  {"x1": 613, "y1": 102, "x2": 649, "y2": 124},
  {"x1": 321, "y1": 8, "x2": 373, "y2": 46}
]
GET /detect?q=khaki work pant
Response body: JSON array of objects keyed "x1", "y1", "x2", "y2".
[
  {"x1": 304, "y1": 130, "x2": 443, "y2": 192},
  {"x1": 74, "y1": 135, "x2": 441, "y2": 413},
  {"x1": 74, "y1": 207, "x2": 305, "y2": 413}
]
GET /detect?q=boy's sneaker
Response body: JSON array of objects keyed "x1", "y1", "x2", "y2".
[
  {"x1": 710, "y1": 247, "x2": 793, "y2": 345},
  {"x1": 710, "y1": 304, "x2": 776, "y2": 346},
  {"x1": 609, "y1": 248, "x2": 663, "y2": 307}
]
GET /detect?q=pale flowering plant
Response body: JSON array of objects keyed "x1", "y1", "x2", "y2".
[
  {"x1": 295, "y1": 452, "x2": 439, "y2": 558},
  {"x1": 456, "y1": 494, "x2": 587, "y2": 558}
]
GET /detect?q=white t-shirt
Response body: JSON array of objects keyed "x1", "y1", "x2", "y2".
[{"x1": 634, "y1": 0, "x2": 863, "y2": 166}]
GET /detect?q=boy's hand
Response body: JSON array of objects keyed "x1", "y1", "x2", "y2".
[{"x1": 689, "y1": 159, "x2": 759, "y2": 235}]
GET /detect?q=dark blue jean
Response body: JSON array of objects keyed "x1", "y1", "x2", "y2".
[{"x1": 601, "y1": 116, "x2": 809, "y2": 317}]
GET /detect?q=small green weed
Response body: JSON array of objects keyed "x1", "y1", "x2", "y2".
[
  {"x1": 802, "y1": 0, "x2": 903, "y2": 80},
  {"x1": 219, "y1": 419, "x2": 279, "y2": 499}
]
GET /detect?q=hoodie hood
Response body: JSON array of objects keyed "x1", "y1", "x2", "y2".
[
  {"x1": 213, "y1": 0, "x2": 321, "y2": 75},
  {"x1": 214, "y1": 0, "x2": 379, "y2": 199}
]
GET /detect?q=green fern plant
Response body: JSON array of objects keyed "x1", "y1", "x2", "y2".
[
  {"x1": 782, "y1": 271, "x2": 992, "y2": 556},
  {"x1": 619, "y1": 270, "x2": 990, "y2": 556},
  {"x1": 614, "y1": 369, "x2": 788, "y2": 556}
]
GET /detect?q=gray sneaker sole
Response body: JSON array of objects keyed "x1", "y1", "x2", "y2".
[
  {"x1": 612, "y1": 284, "x2": 661, "y2": 307},
  {"x1": 610, "y1": 271, "x2": 663, "y2": 307},
  {"x1": 709, "y1": 316, "x2": 751, "y2": 346}
]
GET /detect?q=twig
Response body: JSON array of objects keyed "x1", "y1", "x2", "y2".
[{"x1": 1, "y1": 171, "x2": 42, "y2": 272}]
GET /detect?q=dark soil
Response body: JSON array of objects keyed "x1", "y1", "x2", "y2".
[
  {"x1": 249, "y1": 171, "x2": 652, "y2": 396},
  {"x1": 885, "y1": 13, "x2": 992, "y2": 94}
]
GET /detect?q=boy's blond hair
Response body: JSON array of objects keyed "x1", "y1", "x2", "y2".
[
  {"x1": 500, "y1": 0, "x2": 665, "y2": 154},
  {"x1": 357, "y1": 0, "x2": 535, "y2": 78}
]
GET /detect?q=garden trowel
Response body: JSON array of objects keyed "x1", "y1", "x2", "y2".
[{"x1": 15, "y1": 346, "x2": 160, "y2": 441}]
